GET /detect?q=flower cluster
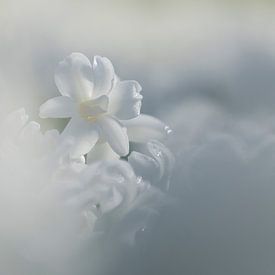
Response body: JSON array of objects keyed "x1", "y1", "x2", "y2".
[{"x1": 0, "y1": 53, "x2": 173, "y2": 273}]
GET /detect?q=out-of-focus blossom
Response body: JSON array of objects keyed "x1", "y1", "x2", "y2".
[
  {"x1": 66, "y1": 160, "x2": 164, "y2": 239},
  {"x1": 0, "y1": 108, "x2": 85, "y2": 178},
  {"x1": 39, "y1": 53, "x2": 143, "y2": 158},
  {"x1": 0, "y1": 107, "x2": 170, "y2": 274},
  {"x1": 128, "y1": 140, "x2": 175, "y2": 190},
  {"x1": 0, "y1": 109, "x2": 84, "y2": 272}
]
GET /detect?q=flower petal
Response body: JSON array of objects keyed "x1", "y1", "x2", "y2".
[
  {"x1": 123, "y1": 114, "x2": 172, "y2": 143},
  {"x1": 128, "y1": 151, "x2": 158, "y2": 182},
  {"x1": 55, "y1": 53, "x2": 94, "y2": 101},
  {"x1": 87, "y1": 142, "x2": 120, "y2": 163},
  {"x1": 96, "y1": 115, "x2": 129, "y2": 156},
  {"x1": 129, "y1": 140, "x2": 175, "y2": 190},
  {"x1": 61, "y1": 117, "x2": 99, "y2": 158},
  {"x1": 92, "y1": 56, "x2": 115, "y2": 98},
  {"x1": 39, "y1": 96, "x2": 75, "y2": 118},
  {"x1": 108, "y1": 80, "x2": 143, "y2": 120}
]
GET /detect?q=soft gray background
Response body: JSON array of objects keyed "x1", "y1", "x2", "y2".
[{"x1": 1, "y1": 0, "x2": 275, "y2": 274}]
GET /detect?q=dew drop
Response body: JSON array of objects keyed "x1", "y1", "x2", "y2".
[
  {"x1": 164, "y1": 125, "x2": 172, "y2": 135},
  {"x1": 156, "y1": 151, "x2": 162, "y2": 157},
  {"x1": 150, "y1": 143, "x2": 162, "y2": 158},
  {"x1": 135, "y1": 226, "x2": 147, "y2": 243},
  {"x1": 137, "y1": 176, "x2": 143, "y2": 184}
]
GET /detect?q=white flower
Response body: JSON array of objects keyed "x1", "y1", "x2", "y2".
[
  {"x1": 39, "y1": 53, "x2": 143, "y2": 158},
  {"x1": 0, "y1": 51, "x2": 173, "y2": 272}
]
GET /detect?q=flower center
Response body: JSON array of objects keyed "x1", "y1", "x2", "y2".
[
  {"x1": 78, "y1": 96, "x2": 109, "y2": 122},
  {"x1": 78, "y1": 104, "x2": 98, "y2": 122}
]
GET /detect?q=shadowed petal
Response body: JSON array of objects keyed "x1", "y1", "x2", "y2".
[
  {"x1": 108, "y1": 80, "x2": 143, "y2": 120},
  {"x1": 96, "y1": 115, "x2": 129, "y2": 156},
  {"x1": 92, "y1": 56, "x2": 115, "y2": 98},
  {"x1": 62, "y1": 117, "x2": 99, "y2": 158},
  {"x1": 128, "y1": 151, "x2": 158, "y2": 181},
  {"x1": 123, "y1": 114, "x2": 172, "y2": 143},
  {"x1": 55, "y1": 53, "x2": 94, "y2": 102},
  {"x1": 129, "y1": 140, "x2": 175, "y2": 190}
]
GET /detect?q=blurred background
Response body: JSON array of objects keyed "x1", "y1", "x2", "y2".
[{"x1": 1, "y1": 0, "x2": 275, "y2": 274}]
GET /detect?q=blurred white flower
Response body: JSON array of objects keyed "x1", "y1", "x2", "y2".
[
  {"x1": 128, "y1": 140, "x2": 175, "y2": 190},
  {"x1": 0, "y1": 109, "x2": 85, "y2": 271},
  {"x1": 0, "y1": 108, "x2": 85, "y2": 178},
  {"x1": 70, "y1": 160, "x2": 165, "y2": 245},
  {"x1": 40, "y1": 53, "x2": 143, "y2": 158},
  {"x1": 0, "y1": 106, "x2": 169, "y2": 274}
]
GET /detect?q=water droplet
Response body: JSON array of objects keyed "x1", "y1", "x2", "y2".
[
  {"x1": 152, "y1": 146, "x2": 162, "y2": 158},
  {"x1": 164, "y1": 125, "x2": 172, "y2": 135},
  {"x1": 137, "y1": 176, "x2": 143, "y2": 184},
  {"x1": 156, "y1": 151, "x2": 162, "y2": 157},
  {"x1": 135, "y1": 226, "x2": 147, "y2": 243}
]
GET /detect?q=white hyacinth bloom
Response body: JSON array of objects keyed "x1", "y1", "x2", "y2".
[
  {"x1": 0, "y1": 52, "x2": 174, "y2": 274},
  {"x1": 40, "y1": 53, "x2": 143, "y2": 158}
]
